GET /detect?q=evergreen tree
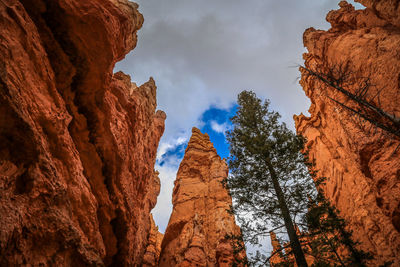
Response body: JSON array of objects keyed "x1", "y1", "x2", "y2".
[
  {"x1": 225, "y1": 91, "x2": 374, "y2": 267},
  {"x1": 226, "y1": 91, "x2": 314, "y2": 266}
]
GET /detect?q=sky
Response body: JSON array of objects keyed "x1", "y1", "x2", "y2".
[{"x1": 115, "y1": 0, "x2": 364, "y2": 255}]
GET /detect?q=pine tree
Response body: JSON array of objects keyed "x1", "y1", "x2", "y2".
[
  {"x1": 226, "y1": 91, "x2": 314, "y2": 266},
  {"x1": 225, "y1": 91, "x2": 374, "y2": 267}
]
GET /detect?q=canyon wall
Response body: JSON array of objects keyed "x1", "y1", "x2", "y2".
[
  {"x1": 159, "y1": 128, "x2": 245, "y2": 267},
  {"x1": 295, "y1": 1, "x2": 400, "y2": 265},
  {"x1": 0, "y1": 0, "x2": 165, "y2": 266},
  {"x1": 143, "y1": 215, "x2": 164, "y2": 267}
]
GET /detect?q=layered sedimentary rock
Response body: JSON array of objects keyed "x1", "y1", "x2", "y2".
[
  {"x1": 159, "y1": 128, "x2": 244, "y2": 267},
  {"x1": 295, "y1": 1, "x2": 400, "y2": 265},
  {"x1": 0, "y1": 0, "x2": 165, "y2": 266},
  {"x1": 143, "y1": 215, "x2": 164, "y2": 267}
]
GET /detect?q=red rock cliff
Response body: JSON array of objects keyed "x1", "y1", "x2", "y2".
[
  {"x1": 0, "y1": 0, "x2": 165, "y2": 266},
  {"x1": 159, "y1": 128, "x2": 245, "y2": 267},
  {"x1": 295, "y1": 1, "x2": 400, "y2": 265}
]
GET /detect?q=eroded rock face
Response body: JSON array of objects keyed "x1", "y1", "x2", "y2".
[
  {"x1": 269, "y1": 232, "x2": 285, "y2": 266},
  {"x1": 0, "y1": 0, "x2": 165, "y2": 266},
  {"x1": 295, "y1": 1, "x2": 400, "y2": 265},
  {"x1": 159, "y1": 128, "x2": 244, "y2": 267},
  {"x1": 269, "y1": 230, "x2": 315, "y2": 266},
  {"x1": 143, "y1": 215, "x2": 164, "y2": 267}
]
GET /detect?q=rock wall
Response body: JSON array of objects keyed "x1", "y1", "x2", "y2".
[
  {"x1": 142, "y1": 215, "x2": 164, "y2": 267},
  {"x1": 295, "y1": 1, "x2": 400, "y2": 265},
  {"x1": 0, "y1": 0, "x2": 165, "y2": 266},
  {"x1": 159, "y1": 128, "x2": 244, "y2": 267}
]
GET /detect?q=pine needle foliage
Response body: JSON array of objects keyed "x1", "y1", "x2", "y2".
[
  {"x1": 226, "y1": 91, "x2": 313, "y2": 266},
  {"x1": 225, "y1": 91, "x2": 375, "y2": 267}
]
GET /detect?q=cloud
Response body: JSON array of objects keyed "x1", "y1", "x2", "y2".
[
  {"x1": 156, "y1": 136, "x2": 187, "y2": 162},
  {"x1": 210, "y1": 120, "x2": 230, "y2": 135},
  {"x1": 153, "y1": 161, "x2": 180, "y2": 233},
  {"x1": 116, "y1": 0, "x2": 363, "y2": 141}
]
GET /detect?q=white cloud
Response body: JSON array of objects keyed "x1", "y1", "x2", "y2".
[
  {"x1": 156, "y1": 136, "x2": 187, "y2": 161},
  {"x1": 210, "y1": 120, "x2": 230, "y2": 134},
  {"x1": 152, "y1": 160, "x2": 180, "y2": 233},
  {"x1": 156, "y1": 143, "x2": 174, "y2": 162}
]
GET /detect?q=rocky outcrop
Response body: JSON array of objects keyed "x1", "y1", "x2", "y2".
[
  {"x1": 356, "y1": 0, "x2": 400, "y2": 27},
  {"x1": 269, "y1": 230, "x2": 315, "y2": 266},
  {"x1": 159, "y1": 128, "x2": 245, "y2": 267},
  {"x1": 269, "y1": 232, "x2": 285, "y2": 266},
  {"x1": 143, "y1": 215, "x2": 164, "y2": 267},
  {"x1": 0, "y1": 0, "x2": 165, "y2": 266},
  {"x1": 295, "y1": 1, "x2": 400, "y2": 265}
]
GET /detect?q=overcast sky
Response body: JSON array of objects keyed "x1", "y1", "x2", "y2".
[{"x1": 115, "y1": 0, "x2": 363, "y2": 255}]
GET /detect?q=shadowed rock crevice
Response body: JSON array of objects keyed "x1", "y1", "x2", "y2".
[
  {"x1": 359, "y1": 146, "x2": 373, "y2": 179},
  {"x1": 0, "y1": 94, "x2": 39, "y2": 195},
  {"x1": 392, "y1": 204, "x2": 400, "y2": 233}
]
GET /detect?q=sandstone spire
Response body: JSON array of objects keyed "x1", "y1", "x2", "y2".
[{"x1": 159, "y1": 128, "x2": 245, "y2": 266}]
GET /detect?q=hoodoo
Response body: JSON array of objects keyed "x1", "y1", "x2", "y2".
[{"x1": 159, "y1": 128, "x2": 245, "y2": 267}]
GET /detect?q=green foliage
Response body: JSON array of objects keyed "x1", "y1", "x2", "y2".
[
  {"x1": 226, "y1": 91, "x2": 315, "y2": 266},
  {"x1": 226, "y1": 90, "x2": 374, "y2": 267}
]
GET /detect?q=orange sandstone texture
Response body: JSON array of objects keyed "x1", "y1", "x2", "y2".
[
  {"x1": 269, "y1": 229, "x2": 316, "y2": 266},
  {"x1": 143, "y1": 215, "x2": 164, "y2": 267},
  {"x1": 0, "y1": 0, "x2": 165, "y2": 266},
  {"x1": 269, "y1": 232, "x2": 286, "y2": 267},
  {"x1": 295, "y1": 1, "x2": 400, "y2": 265},
  {"x1": 159, "y1": 128, "x2": 245, "y2": 267}
]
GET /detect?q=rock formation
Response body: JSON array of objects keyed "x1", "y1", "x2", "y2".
[
  {"x1": 0, "y1": 0, "x2": 165, "y2": 265},
  {"x1": 269, "y1": 232, "x2": 286, "y2": 266},
  {"x1": 143, "y1": 215, "x2": 164, "y2": 267},
  {"x1": 295, "y1": 1, "x2": 400, "y2": 265},
  {"x1": 269, "y1": 230, "x2": 316, "y2": 266},
  {"x1": 159, "y1": 128, "x2": 245, "y2": 267}
]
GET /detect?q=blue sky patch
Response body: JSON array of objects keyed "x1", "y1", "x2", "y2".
[
  {"x1": 199, "y1": 104, "x2": 237, "y2": 159},
  {"x1": 157, "y1": 142, "x2": 186, "y2": 167},
  {"x1": 156, "y1": 104, "x2": 238, "y2": 167}
]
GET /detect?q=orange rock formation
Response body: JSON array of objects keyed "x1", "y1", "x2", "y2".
[
  {"x1": 269, "y1": 232, "x2": 286, "y2": 266},
  {"x1": 159, "y1": 128, "x2": 245, "y2": 267},
  {"x1": 143, "y1": 215, "x2": 164, "y2": 267},
  {"x1": 0, "y1": 0, "x2": 165, "y2": 265},
  {"x1": 295, "y1": 1, "x2": 400, "y2": 265},
  {"x1": 269, "y1": 229, "x2": 315, "y2": 266}
]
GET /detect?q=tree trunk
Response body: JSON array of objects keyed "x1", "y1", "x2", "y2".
[{"x1": 266, "y1": 160, "x2": 308, "y2": 267}]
